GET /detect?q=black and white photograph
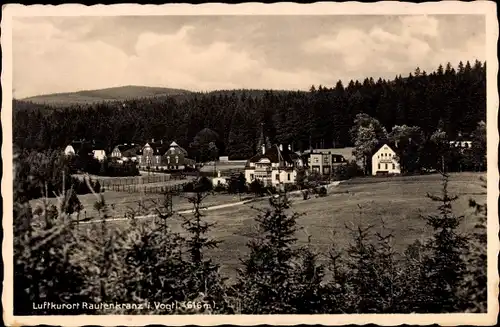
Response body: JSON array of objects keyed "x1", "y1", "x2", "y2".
[{"x1": 2, "y1": 2, "x2": 499, "y2": 326}]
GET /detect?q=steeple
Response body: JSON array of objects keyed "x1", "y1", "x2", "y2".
[{"x1": 257, "y1": 122, "x2": 265, "y2": 154}]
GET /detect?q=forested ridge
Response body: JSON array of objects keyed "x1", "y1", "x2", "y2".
[{"x1": 13, "y1": 60, "x2": 486, "y2": 159}]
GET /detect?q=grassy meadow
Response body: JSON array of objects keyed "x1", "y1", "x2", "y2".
[{"x1": 68, "y1": 172, "x2": 486, "y2": 281}]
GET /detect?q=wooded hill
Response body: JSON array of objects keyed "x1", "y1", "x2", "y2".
[{"x1": 13, "y1": 60, "x2": 486, "y2": 160}]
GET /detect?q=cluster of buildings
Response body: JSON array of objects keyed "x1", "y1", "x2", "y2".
[
  {"x1": 64, "y1": 139, "x2": 196, "y2": 171},
  {"x1": 64, "y1": 133, "x2": 473, "y2": 185}
]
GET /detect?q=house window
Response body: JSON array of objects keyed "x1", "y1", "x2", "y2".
[
  {"x1": 385, "y1": 163, "x2": 388, "y2": 170},
  {"x1": 324, "y1": 156, "x2": 329, "y2": 163},
  {"x1": 250, "y1": 174, "x2": 254, "y2": 180},
  {"x1": 392, "y1": 163, "x2": 395, "y2": 169},
  {"x1": 389, "y1": 153, "x2": 392, "y2": 157},
  {"x1": 275, "y1": 174, "x2": 279, "y2": 181},
  {"x1": 378, "y1": 163, "x2": 380, "y2": 169},
  {"x1": 167, "y1": 157, "x2": 170, "y2": 164},
  {"x1": 313, "y1": 157, "x2": 319, "y2": 163},
  {"x1": 175, "y1": 156, "x2": 179, "y2": 164},
  {"x1": 287, "y1": 173, "x2": 291, "y2": 181}
]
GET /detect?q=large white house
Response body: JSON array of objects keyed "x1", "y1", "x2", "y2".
[
  {"x1": 245, "y1": 144, "x2": 304, "y2": 187},
  {"x1": 371, "y1": 143, "x2": 401, "y2": 176}
]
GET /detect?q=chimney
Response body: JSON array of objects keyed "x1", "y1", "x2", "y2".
[
  {"x1": 279, "y1": 144, "x2": 283, "y2": 151},
  {"x1": 261, "y1": 144, "x2": 266, "y2": 155}
]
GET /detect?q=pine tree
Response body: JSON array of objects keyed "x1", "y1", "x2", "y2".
[
  {"x1": 237, "y1": 192, "x2": 323, "y2": 313},
  {"x1": 460, "y1": 177, "x2": 487, "y2": 312},
  {"x1": 418, "y1": 172, "x2": 468, "y2": 312},
  {"x1": 179, "y1": 190, "x2": 234, "y2": 313}
]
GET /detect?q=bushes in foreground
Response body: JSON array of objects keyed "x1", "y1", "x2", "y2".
[{"x1": 13, "y1": 164, "x2": 487, "y2": 314}]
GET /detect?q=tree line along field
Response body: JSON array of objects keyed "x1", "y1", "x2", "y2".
[{"x1": 72, "y1": 172, "x2": 486, "y2": 282}]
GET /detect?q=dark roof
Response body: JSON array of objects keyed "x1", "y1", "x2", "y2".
[
  {"x1": 247, "y1": 144, "x2": 300, "y2": 165},
  {"x1": 137, "y1": 142, "x2": 169, "y2": 155},
  {"x1": 137, "y1": 141, "x2": 188, "y2": 156},
  {"x1": 69, "y1": 140, "x2": 94, "y2": 154}
]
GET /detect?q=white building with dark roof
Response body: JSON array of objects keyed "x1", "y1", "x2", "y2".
[{"x1": 245, "y1": 143, "x2": 304, "y2": 187}]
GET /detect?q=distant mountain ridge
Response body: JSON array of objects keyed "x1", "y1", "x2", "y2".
[
  {"x1": 18, "y1": 85, "x2": 304, "y2": 107},
  {"x1": 20, "y1": 85, "x2": 192, "y2": 106}
]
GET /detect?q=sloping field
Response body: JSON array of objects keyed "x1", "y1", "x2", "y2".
[
  {"x1": 73, "y1": 172, "x2": 486, "y2": 281},
  {"x1": 29, "y1": 190, "x2": 249, "y2": 221}
]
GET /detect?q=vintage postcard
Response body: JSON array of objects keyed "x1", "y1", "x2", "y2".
[{"x1": 2, "y1": 2, "x2": 499, "y2": 326}]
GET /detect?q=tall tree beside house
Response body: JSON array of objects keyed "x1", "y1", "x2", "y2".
[
  {"x1": 189, "y1": 128, "x2": 220, "y2": 163},
  {"x1": 388, "y1": 125, "x2": 424, "y2": 174},
  {"x1": 227, "y1": 106, "x2": 257, "y2": 159},
  {"x1": 470, "y1": 121, "x2": 486, "y2": 171},
  {"x1": 350, "y1": 113, "x2": 388, "y2": 175},
  {"x1": 429, "y1": 128, "x2": 451, "y2": 172}
]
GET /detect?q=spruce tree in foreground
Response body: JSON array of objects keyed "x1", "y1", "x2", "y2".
[
  {"x1": 417, "y1": 172, "x2": 468, "y2": 312},
  {"x1": 460, "y1": 176, "x2": 487, "y2": 312},
  {"x1": 236, "y1": 192, "x2": 323, "y2": 313},
  {"x1": 179, "y1": 181, "x2": 234, "y2": 314}
]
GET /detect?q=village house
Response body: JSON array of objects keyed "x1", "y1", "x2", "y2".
[
  {"x1": 449, "y1": 140, "x2": 473, "y2": 150},
  {"x1": 300, "y1": 150, "x2": 347, "y2": 175},
  {"x1": 245, "y1": 144, "x2": 303, "y2": 187},
  {"x1": 137, "y1": 140, "x2": 167, "y2": 168},
  {"x1": 137, "y1": 140, "x2": 195, "y2": 170},
  {"x1": 63, "y1": 140, "x2": 94, "y2": 157},
  {"x1": 211, "y1": 170, "x2": 228, "y2": 187},
  {"x1": 371, "y1": 143, "x2": 401, "y2": 176},
  {"x1": 163, "y1": 141, "x2": 196, "y2": 170},
  {"x1": 110, "y1": 143, "x2": 141, "y2": 163},
  {"x1": 92, "y1": 149, "x2": 107, "y2": 162}
]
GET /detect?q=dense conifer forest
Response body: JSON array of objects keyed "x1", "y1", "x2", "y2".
[{"x1": 14, "y1": 60, "x2": 486, "y2": 160}]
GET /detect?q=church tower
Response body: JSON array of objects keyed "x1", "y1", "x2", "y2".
[{"x1": 256, "y1": 122, "x2": 265, "y2": 154}]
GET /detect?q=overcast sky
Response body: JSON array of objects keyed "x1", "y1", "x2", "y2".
[{"x1": 13, "y1": 15, "x2": 485, "y2": 98}]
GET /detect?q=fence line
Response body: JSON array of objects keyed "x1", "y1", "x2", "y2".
[
  {"x1": 107, "y1": 181, "x2": 189, "y2": 194},
  {"x1": 99, "y1": 173, "x2": 187, "y2": 188}
]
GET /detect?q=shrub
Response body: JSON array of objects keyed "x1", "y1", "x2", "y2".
[
  {"x1": 193, "y1": 176, "x2": 213, "y2": 193},
  {"x1": 213, "y1": 182, "x2": 227, "y2": 193},
  {"x1": 249, "y1": 179, "x2": 265, "y2": 196},
  {"x1": 183, "y1": 182, "x2": 195, "y2": 193},
  {"x1": 284, "y1": 183, "x2": 299, "y2": 192}
]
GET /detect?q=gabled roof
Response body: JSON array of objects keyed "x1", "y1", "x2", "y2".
[
  {"x1": 138, "y1": 140, "x2": 189, "y2": 156},
  {"x1": 167, "y1": 141, "x2": 188, "y2": 156},
  {"x1": 372, "y1": 142, "x2": 398, "y2": 156},
  {"x1": 247, "y1": 144, "x2": 300, "y2": 166}
]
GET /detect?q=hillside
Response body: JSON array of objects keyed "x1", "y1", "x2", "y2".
[
  {"x1": 18, "y1": 86, "x2": 305, "y2": 107},
  {"x1": 20, "y1": 85, "x2": 192, "y2": 106}
]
